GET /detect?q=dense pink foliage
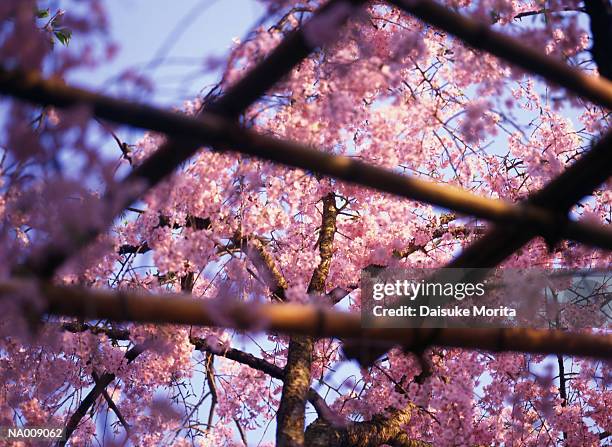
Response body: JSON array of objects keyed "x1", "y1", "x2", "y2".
[{"x1": 0, "y1": 0, "x2": 610, "y2": 446}]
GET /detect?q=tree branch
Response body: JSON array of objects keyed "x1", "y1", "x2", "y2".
[
  {"x1": 205, "y1": 352, "x2": 217, "y2": 430},
  {"x1": 93, "y1": 371, "x2": 131, "y2": 435},
  {"x1": 305, "y1": 406, "x2": 430, "y2": 447},
  {"x1": 512, "y1": 7, "x2": 585, "y2": 21},
  {"x1": 234, "y1": 232, "x2": 288, "y2": 301},
  {"x1": 57, "y1": 273, "x2": 195, "y2": 446},
  {"x1": 56, "y1": 344, "x2": 145, "y2": 447},
  {"x1": 118, "y1": 214, "x2": 211, "y2": 255},
  {"x1": 584, "y1": 0, "x2": 612, "y2": 80},
  {"x1": 277, "y1": 192, "x2": 339, "y2": 446},
  {"x1": 190, "y1": 337, "x2": 334, "y2": 419},
  {"x1": 61, "y1": 321, "x2": 130, "y2": 341}
]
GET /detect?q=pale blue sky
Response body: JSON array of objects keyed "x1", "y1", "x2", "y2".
[{"x1": 67, "y1": 0, "x2": 265, "y2": 104}]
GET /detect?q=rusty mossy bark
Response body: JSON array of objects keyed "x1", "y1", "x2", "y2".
[{"x1": 304, "y1": 407, "x2": 431, "y2": 447}]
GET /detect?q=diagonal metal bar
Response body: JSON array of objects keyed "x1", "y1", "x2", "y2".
[
  {"x1": 2, "y1": 67, "x2": 611, "y2": 251},
  {"x1": 14, "y1": 0, "x2": 365, "y2": 277},
  {"x1": 389, "y1": 0, "x2": 612, "y2": 109},
  {"x1": 1, "y1": 280, "x2": 609, "y2": 359},
  {"x1": 1, "y1": 67, "x2": 611, "y2": 252}
]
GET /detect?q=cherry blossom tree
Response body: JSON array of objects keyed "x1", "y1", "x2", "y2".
[{"x1": 0, "y1": 0, "x2": 611, "y2": 446}]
